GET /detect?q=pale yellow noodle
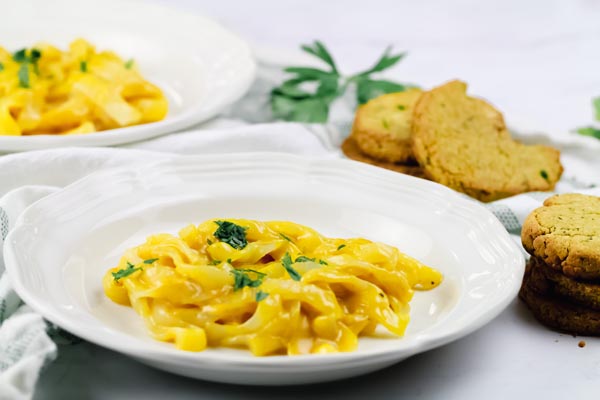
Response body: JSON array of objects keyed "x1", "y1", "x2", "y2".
[
  {"x1": 103, "y1": 219, "x2": 442, "y2": 356},
  {"x1": 0, "y1": 39, "x2": 167, "y2": 135}
]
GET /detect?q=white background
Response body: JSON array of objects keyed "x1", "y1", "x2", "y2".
[
  {"x1": 155, "y1": 0, "x2": 600, "y2": 135},
  {"x1": 34, "y1": 0, "x2": 600, "y2": 399}
]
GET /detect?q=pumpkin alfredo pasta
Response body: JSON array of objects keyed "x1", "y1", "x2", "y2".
[
  {"x1": 0, "y1": 39, "x2": 167, "y2": 135},
  {"x1": 103, "y1": 219, "x2": 442, "y2": 356}
]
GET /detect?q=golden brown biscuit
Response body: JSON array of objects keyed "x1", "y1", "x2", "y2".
[
  {"x1": 519, "y1": 258, "x2": 600, "y2": 335},
  {"x1": 522, "y1": 193, "x2": 600, "y2": 280},
  {"x1": 530, "y1": 256, "x2": 600, "y2": 310},
  {"x1": 351, "y1": 89, "x2": 422, "y2": 163},
  {"x1": 341, "y1": 136, "x2": 426, "y2": 178},
  {"x1": 411, "y1": 80, "x2": 563, "y2": 202}
]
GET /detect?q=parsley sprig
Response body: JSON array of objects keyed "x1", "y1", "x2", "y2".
[
  {"x1": 271, "y1": 41, "x2": 412, "y2": 123},
  {"x1": 112, "y1": 261, "x2": 142, "y2": 282},
  {"x1": 281, "y1": 253, "x2": 301, "y2": 281},
  {"x1": 13, "y1": 48, "x2": 42, "y2": 88},
  {"x1": 576, "y1": 97, "x2": 600, "y2": 139},
  {"x1": 255, "y1": 290, "x2": 269, "y2": 302},
  {"x1": 214, "y1": 220, "x2": 248, "y2": 250},
  {"x1": 231, "y1": 268, "x2": 266, "y2": 291}
]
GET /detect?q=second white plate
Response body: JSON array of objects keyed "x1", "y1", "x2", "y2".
[
  {"x1": 0, "y1": 0, "x2": 256, "y2": 151},
  {"x1": 5, "y1": 153, "x2": 524, "y2": 385}
]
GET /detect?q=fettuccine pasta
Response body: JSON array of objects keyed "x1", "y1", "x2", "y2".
[
  {"x1": 0, "y1": 39, "x2": 167, "y2": 135},
  {"x1": 103, "y1": 219, "x2": 442, "y2": 356}
]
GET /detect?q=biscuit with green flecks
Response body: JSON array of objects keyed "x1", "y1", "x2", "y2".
[
  {"x1": 519, "y1": 257, "x2": 600, "y2": 335},
  {"x1": 341, "y1": 136, "x2": 425, "y2": 178},
  {"x1": 530, "y1": 255, "x2": 600, "y2": 310},
  {"x1": 522, "y1": 193, "x2": 600, "y2": 280},
  {"x1": 351, "y1": 89, "x2": 422, "y2": 163},
  {"x1": 411, "y1": 80, "x2": 562, "y2": 202}
]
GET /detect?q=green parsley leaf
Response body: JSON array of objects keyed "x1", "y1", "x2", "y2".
[
  {"x1": 295, "y1": 255, "x2": 315, "y2": 263},
  {"x1": 355, "y1": 78, "x2": 407, "y2": 104},
  {"x1": 255, "y1": 290, "x2": 269, "y2": 302},
  {"x1": 284, "y1": 66, "x2": 335, "y2": 80},
  {"x1": 209, "y1": 259, "x2": 221, "y2": 266},
  {"x1": 30, "y1": 49, "x2": 41, "y2": 63},
  {"x1": 214, "y1": 220, "x2": 248, "y2": 249},
  {"x1": 319, "y1": 259, "x2": 328, "y2": 265},
  {"x1": 0, "y1": 63, "x2": 4, "y2": 72},
  {"x1": 273, "y1": 95, "x2": 330, "y2": 123},
  {"x1": 143, "y1": 258, "x2": 159, "y2": 264},
  {"x1": 12, "y1": 49, "x2": 27, "y2": 63},
  {"x1": 207, "y1": 238, "x2": 213, "y2": 245},
  {"x1": 540, "y1": 170, "x2": 549, "y2": 180},
  {"x1": 124, "y1": 59, "x2": 135, "y2": 69},
  {"x1": 80, "y1": 61, "x2": 88, "y2": 73},
  {"x1": 355, "y1": 47, "x2": 405, "y2": 76},
  {"x1": 112, "y1": 261, "x2": 142, "y2": 281},
  {"x1": 337, "y1": 244, "x2": 346, "y2": 250},
  {"x1": 577, "y1": 126, "x2": 600, "y2": 139},
  {"x1": 301, "y1": 41, "x2": 338, "y2": 73},
  {"x1": 279, "y1": 233, "x2": 293, "y2": 242},
  {"x1": 281, "y1": 252, "x2": 301, "y2": 281},
  {"x1": 271, "y1": 41, "x2": 411, "y2": 123},
  {"x1": 18, "y1": 64, "x2": 29, "y2": 88},
  {"x1": 593, "y1": 97, "x2": 600, "y2": 122},
  {"x1": 230, "y1": 268, "x2": 266, "y2": 291}
]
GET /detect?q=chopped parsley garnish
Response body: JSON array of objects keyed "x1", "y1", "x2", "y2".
[
  {"x1": 143, "y1": 258, "x2": 159, "y2": 264},
  {"x1": 282, "y1": 252, "x2": 301, "y2": 281},
  {"x1": 12, "y1": 49, "x2": 27, "y2": 63},
  {"x1": 214, "y1": 220, "x2": 248, "y2": 249},
  {"x1": 124, "y1": 59, "x2": 135, "y2": 69},
  {"x1": 540, "y1": 170, "x2": 549, "y2": 181},
  {"x1": 112, "y1": 261, "x2": 142, "y2": 282},
  {"x1": 397, "y1": 104, "x2": 406, "y2": 110},
  {"x1": 0, "y1": 63, "x2": 4, "y2": 72},
  {"x1": 279, "y1": 233, "x2": 292, "y2": 242},
  {"x1": 255, "y1": 290, "x2": 269, "y2": 302},
  {"x1": 337, "y1": 244, "x2": 346, "y2": 250},
  {"x1": 18, "y1": 64, "x2": 29, "y2": 88},
  {"x1": 231, "y1": 268, "x2": 266, "y2": 291},
  {"x1": 30, "y1": 49, "x2": 41, "y2": 63},
  {"x1": 80, "y1": 61, "x2": 88, "y2": 73},
  {"x1": 13, "y1": 48, "x2": 43, "y2": 88},
  {"x1": 209, "y1": 259, "x2": 221, "y2": 266},
  {"x1": 295, "y1": 255, "x2": 315, "y2": 263},
  {"x1": 207, "y1": 238, "x2": 213, "y2": 245},
  {"x1": 319, "y1": 259, "x2": 328, "y2": 265}
]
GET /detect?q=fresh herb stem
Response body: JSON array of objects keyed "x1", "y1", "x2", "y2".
[
  {"x1": 271, "y1": 41, "x2": 413, "y2": 123},
  {"x1": 112, "y1": 261, "x2": 143, "y2": 282},
  {"x1": 214, "y1": 221, "x2": 248, "y2": 249}
]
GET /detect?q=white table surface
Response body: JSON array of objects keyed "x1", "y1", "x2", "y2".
[{"x1": 35, "y1": 0, "x2": 600, "y2": 398}]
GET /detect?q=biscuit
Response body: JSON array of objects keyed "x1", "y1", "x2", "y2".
[
  {"x1": 341, "y1": 136, "x2": 426, "y2": 178},
  {"x1": 519, "y1": 258, "x2": 600, "y2": 335},
  {"x1": 532, "y1": 256, "x2": 600, "y2": 310},
  {"x1": 351, "y1": 89, "x2": 422, "y2": 163},
  {"x1": 411, "y1": 80, "x2": 563, "y2": 202},
  {"x1": 522, "y1": 193, "x2": 600, "y2": 280}
]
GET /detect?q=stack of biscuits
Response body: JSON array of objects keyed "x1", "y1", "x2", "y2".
[
  {"x1": 342, "y1": 80, "x2": 563, "y2": 202},
  {"x1": 520, "y1": 193, "x2": 600, "y2": 335}
]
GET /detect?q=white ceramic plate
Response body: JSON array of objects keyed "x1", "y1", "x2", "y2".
[
  {"x1": 0, "y1": 0, "x2": 255, "y2": 151},
  {"x1": 5, "y1": 154, "x2": 524, "y2": 385}
]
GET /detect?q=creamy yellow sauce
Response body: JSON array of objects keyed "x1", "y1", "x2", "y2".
[
  {"x1": 103, "y1": 219, "x2": 442, "y2": 356},
  {"x1": 0, "y1": 39, "x2": 167, "y2": 135}
]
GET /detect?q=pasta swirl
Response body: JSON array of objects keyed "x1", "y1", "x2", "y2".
[{"x1": 103, "y1": 219, "x2": 442, "y2": 356}]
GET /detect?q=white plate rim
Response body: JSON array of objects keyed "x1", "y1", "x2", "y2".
[
  {"x1": 4, "y1": 153, "x2": 524, "y2": 370},
  {"x1": 0, "y1": 0, "x2": 256, "y2": 151}
]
